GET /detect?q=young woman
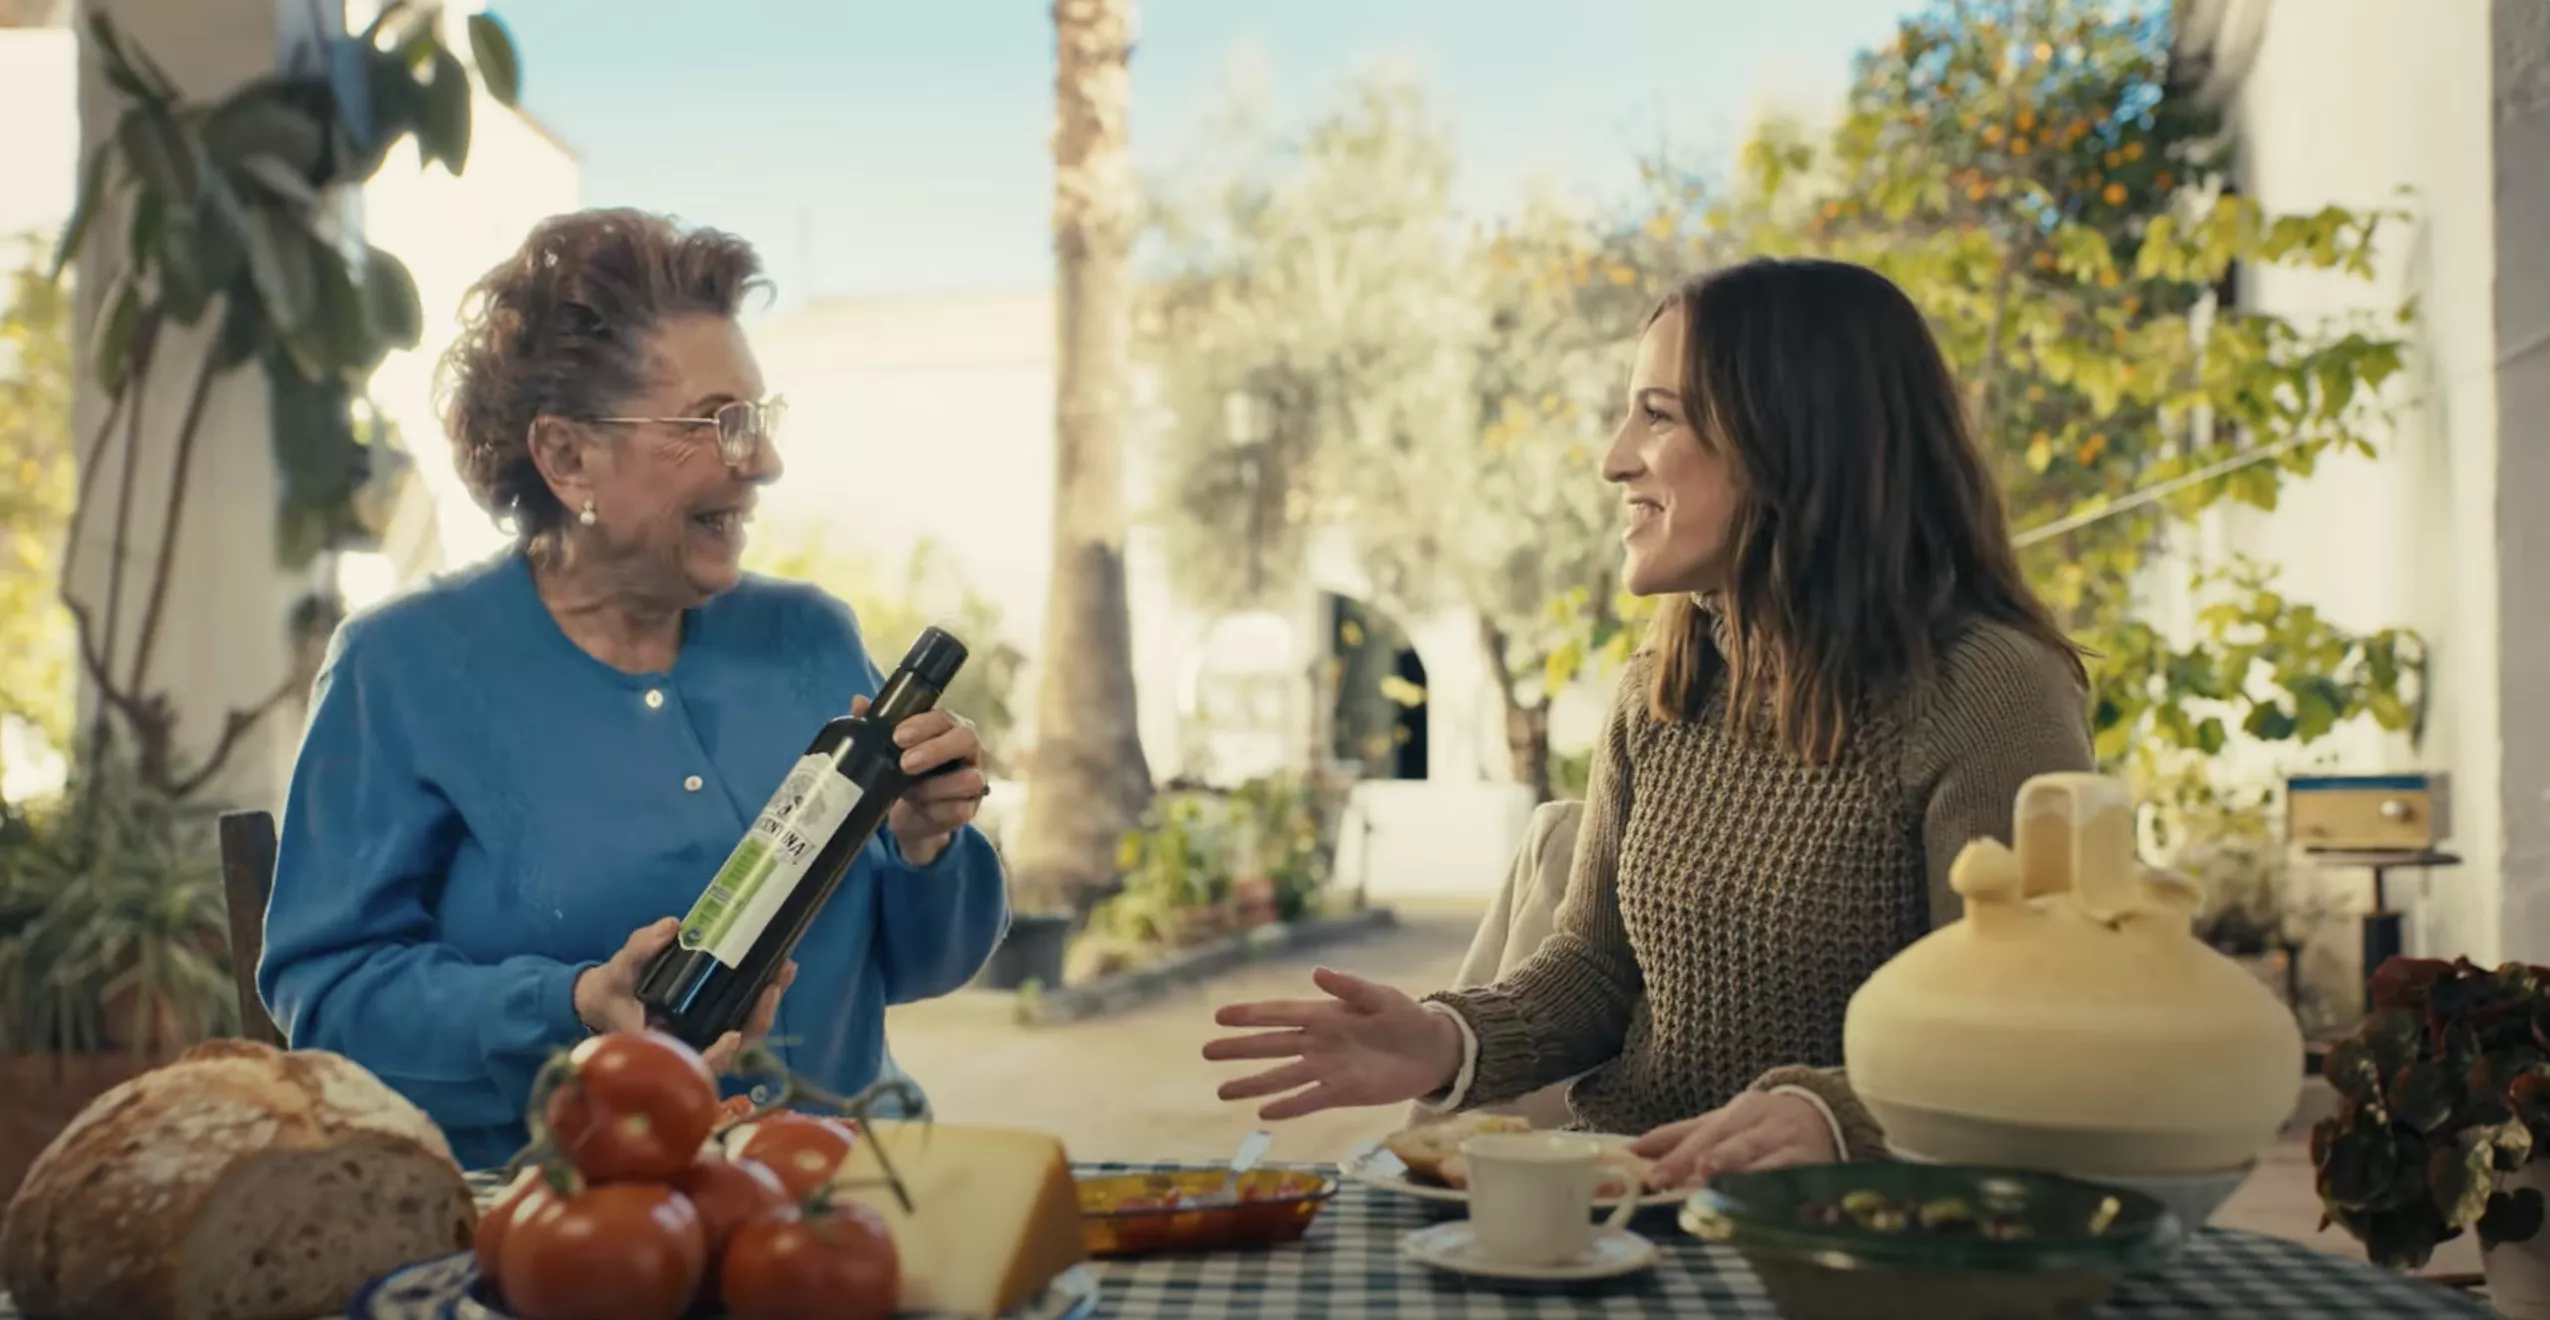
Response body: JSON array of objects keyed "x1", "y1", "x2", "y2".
[{"x1": 1204, "y1": 257, "x2": 2094, "y2": 1189}]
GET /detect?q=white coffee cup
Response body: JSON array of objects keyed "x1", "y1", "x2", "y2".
[{"x1": 1458, "y1": 1131, "x2": 1640, "y2": 1266}]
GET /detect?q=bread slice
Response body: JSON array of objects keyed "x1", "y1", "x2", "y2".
[
  {"x1": 1381, "y1": 1112, "x2": 1533, "y2": 1184},
  {"x1": 0, "y1": 1039, "x2": 476, "y2": 1320}
]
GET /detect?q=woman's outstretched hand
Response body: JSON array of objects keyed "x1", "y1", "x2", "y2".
[
  {"x1": 1631, "y1": 1090, "x2": 1837, "y2": 1189},
  {"x1": 1201, "y1": 967, "x2": 1467, "y2": 1120}
]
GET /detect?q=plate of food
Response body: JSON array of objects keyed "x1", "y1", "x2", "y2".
[{"x1": 1340, "y1": 1113, "x2": 1681, "y2": 1209}]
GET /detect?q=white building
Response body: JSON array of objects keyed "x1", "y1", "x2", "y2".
[
  {"x1": 746, "y1": 290, "x2": 1545, "y2": 899},
  {"x1": 2170, "y1": 0, "x2": 2548, "y2": 966}
]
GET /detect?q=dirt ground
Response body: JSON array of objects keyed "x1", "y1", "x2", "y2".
[{"x1": 884, "y1": 902, "x2": 1480, "y2": 1168}]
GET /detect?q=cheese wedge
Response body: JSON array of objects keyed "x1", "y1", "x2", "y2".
[{"x1": 830, "y1": 1120, "x2": 1087, "y2": 1318}]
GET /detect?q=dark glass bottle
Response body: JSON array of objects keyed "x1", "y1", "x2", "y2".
[{"x1": 635, "y1": 627, "x2": 970, "y2": 1050}]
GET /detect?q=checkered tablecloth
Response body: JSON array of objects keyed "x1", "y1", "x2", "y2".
[
  {"x1": 1072, "y1": 1161, "x2": 2495, "y2": 1319},
  {"x1": 2, "y1": 1164, "x2": 2488, "y2": 1320}
]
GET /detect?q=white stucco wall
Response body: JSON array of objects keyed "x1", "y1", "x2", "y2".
[
  {"x1": 2188, "y1": 0, "x2": 2504, "y2": 961},
  {"x1": 746, "y1": 290, "x2": 1195, "y2": 779},
  {"x1": 0, "y1": 29, "x2": 75, "y2": 246}
]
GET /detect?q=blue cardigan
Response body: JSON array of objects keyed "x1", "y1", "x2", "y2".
[{"x1": 257, "y1": 551, "x2": 1010, "y2": 1169}]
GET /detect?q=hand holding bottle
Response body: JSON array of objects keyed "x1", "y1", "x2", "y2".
[
  {"x1": 576, "y1": 917, "x2": 793, "y2": 1071},
  {"x1": 1201, "y1": 967, "x2": 1469, "y2": 1119},
  {"x1": 852, "y1": 694, "x2": 987, "y2": 865}
]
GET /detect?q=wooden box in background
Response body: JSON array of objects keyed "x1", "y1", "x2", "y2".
[{"x1": 2286, "y1": 773, "x2": 2450, "y2": 855}]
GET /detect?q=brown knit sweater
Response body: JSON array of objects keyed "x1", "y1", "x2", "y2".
[{"x1": 1425, "y1": 615, "x2": 2093, "y2": 1157}]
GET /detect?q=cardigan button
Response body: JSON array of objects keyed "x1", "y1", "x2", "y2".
[
  {"x1": 683, "y1": 775, "x2": 703, "y2": 792},
  {"x1": 644, "y1": 689, "x2": 665, "y2": 709}
]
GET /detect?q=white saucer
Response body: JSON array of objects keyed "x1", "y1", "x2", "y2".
[{"x1": 1399, "y1": 1221, "x2": 1658, "y2": 1281}]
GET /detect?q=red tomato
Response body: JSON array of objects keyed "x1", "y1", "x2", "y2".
[
  {"x1": 544, "y1": 1031, "x2": 720, "y2": 1182},
  {"x1": 499, "y1": 1181, "x2": 707, "y2": 1320},
  {"x1": 730, "y1": 1113, "x2": 858, "y2": 1201},
  {"x1": 720, "y1": 1203, "x2": 900, "y2": 1320},
  {"x1": 472, "y1": 1165, "x2": 572, "y2": 1291},
  {"x1": 667, "y1": 1155, "x2": 799, "y2": 1291}
]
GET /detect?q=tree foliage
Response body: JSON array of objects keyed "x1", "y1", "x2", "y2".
[
  {"x1": 1139, "y1": 72, "x2": 1702, "y2": 795},
  {"x1": 745, "y1": 526, "x2": 1029, "y2": 776},
  {"x1": 0, "y1": 236, "x2": 75, "y2": 778},
  {"x1": 1553, "y1": 0, "x2": 2424, "y2": 821}
]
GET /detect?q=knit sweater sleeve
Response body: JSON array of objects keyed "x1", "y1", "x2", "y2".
[
  {"x1": 1748, "y1": 619, "x2": 2094, "y2": 1158},
  {"x1": 1422, "y1": 660, "x2": 1647, "y2": 1109}
]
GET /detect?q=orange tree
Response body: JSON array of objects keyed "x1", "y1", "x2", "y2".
[{"x1": 1552, "y1": 0, "x2": 2423, "y2": 836}]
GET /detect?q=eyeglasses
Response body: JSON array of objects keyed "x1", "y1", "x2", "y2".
[{"x1": 584, "y1": 396, "x2": 787, "y2": 467}]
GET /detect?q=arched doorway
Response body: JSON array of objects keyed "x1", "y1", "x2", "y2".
[{"x1": 1324, "y1": 593, "x2": 1427, "y2": 780}]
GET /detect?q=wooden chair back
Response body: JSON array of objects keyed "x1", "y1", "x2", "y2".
[{"x1": 216, "y1": 809, "x2": 285, "y2": 1048}]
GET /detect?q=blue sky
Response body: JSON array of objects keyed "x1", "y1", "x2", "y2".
[{"x1": 489, "y1": 0, "x2": 1925, "y2": 308}]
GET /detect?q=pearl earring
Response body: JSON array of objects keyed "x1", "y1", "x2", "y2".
[{"x1": 577, "y1": 498, "x2": 597, "y2": 527}]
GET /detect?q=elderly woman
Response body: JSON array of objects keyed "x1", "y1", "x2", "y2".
[
  {"x1": 257, "y1": 209, "x2": 1009, "y2": 1170},
  {"x1": 1206, "y1": 257, "x2": 2094, "y2": 1189}
]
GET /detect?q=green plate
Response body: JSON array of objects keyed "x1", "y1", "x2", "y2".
[{"x1": 1681, "y1": 1162, "x2": 2186, "y2": 1275}]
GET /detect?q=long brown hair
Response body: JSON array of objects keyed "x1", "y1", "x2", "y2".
[{"x1": 1643, "y1": 257, "x2": 2084, "y2": 761}]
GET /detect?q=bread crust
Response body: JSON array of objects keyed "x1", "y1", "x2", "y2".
[{"x1": 0, "y1": 1039, "x2": 473, "y2": 1320}]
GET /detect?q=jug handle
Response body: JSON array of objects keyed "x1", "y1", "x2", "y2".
[{"x1": 2012, "y1": 772, "x2": 2141, "y2": 918}]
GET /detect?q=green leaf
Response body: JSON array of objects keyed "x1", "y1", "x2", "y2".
[
  {"x1": 2324, "y1": 1037, "x2": 2387, "y2": 1110},
  {"x1": 419, "y1": 47, "x2": 474, "y2": 175},
  {"x1": 212, "y1": 283, "x2": 264, "y2": 370},
  {"x1": 2392, "y1": 1060, "x2": 2457, "y2": 1132},
  {"x1": 52, "y1": 143, "x2": 116, "y2": 279},
  {"x1": 2491, "y1": 1119, "x2": 2537, "y2": 1173},
  {"x1": 359, "y1": 248, "x2": 425, "y2": 353},
  {"x1": 2316, "y1": 1111, "x2": 2401, "y2": 1210},
  {"x1": 152, "y1": 209, "x2": 213, "y2": 326},
  {"x1": 89, "y1": 268, "x2": 142, "y2": 395},
  {"x1": 200, "y1": 81, "x2": 328, "y2": 177},
  {"x1": 467, "y1": 13, "x2": 524, "y2": 107},
  {"x1": 360, "y1": 49, "x2": 429, "y2": 172},
  {"x1": 85, "y1": 10, "x2": 177, "y2": 104},
  {"x1": 114, "y1": 105, "x2": 202, "y2": 209},
  {"x1": 304, "y1": 236, "x2": 373, "y2": 379},
  {"x1": 2430, "y1": 1139, "x2": 2492, "y2": 1228},
  {"x1": 232, "y1": 153, "x2": 322, "y2": 210},
  {"x1": 239, "y1": 207, "x2": 317, "y2": 353}
]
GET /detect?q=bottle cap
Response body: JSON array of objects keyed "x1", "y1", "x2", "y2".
[{"x1": 900, "y1": 626, "x2": 969, "y2": 689}]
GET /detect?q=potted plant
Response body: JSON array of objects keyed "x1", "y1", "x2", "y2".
[
  {"x1": 0, "y1": 762, "x2": 239, "y2": 1195},
  {"x1": 2309, "y1": 955, "x2": 2550, "y2": 1313}
]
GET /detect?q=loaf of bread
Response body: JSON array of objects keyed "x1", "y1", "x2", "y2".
[{"x1": 0, "y1": 1039, "x2": 477, "y2": 1320}]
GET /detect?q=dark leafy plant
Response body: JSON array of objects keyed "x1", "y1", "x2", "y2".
[
  {"x1": 1094, "y1": 792, "x2": 1225, "y2": 946},
  {"x1": 52, "y1": 3, "x2": 521, "y2": 799},
  {"x1": 1226, "y1": 767, "x2": 1350, "y2": 921},
  {"x1": 2309, "y1": 956, "x2": 2550, "y2": 1270},
  {"x1": 0, "y1": 757, "x2": 237, "y2": 1056}
]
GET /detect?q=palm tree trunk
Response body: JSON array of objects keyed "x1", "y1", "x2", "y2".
[{"x1": 1011, "y1": 0, "x2": 1154, "y2": 913}]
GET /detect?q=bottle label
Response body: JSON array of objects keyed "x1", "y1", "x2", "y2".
[{"x1": 678, "y1": 753, "x2": 864, "y2": 968}]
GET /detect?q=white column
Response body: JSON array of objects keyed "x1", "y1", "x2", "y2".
[
  {"x1": 2488, "y1": 0, "x2": 2550, "y2": 961},
  {"x1": 63, "y1": 0, "x2": 344, "y2": 811}
]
